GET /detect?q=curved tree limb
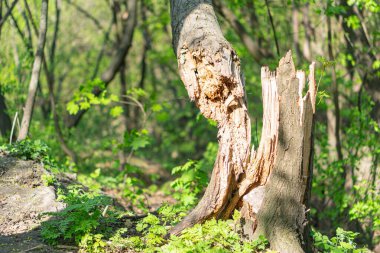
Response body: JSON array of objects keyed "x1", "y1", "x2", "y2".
[
  {"x1": 65, "y1": 0, "x2": 137, "y2": 128},
  {"x1": 0, "y1": 0, "x2": 19, "y2": 29}
]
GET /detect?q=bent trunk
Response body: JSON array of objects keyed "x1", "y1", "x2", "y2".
[
  {"x1": 169, "y1": 1, "x2": 316, "y2": 252},
  {"x1": 169, "y1": 0, "x2": 251, "y2": 234}
]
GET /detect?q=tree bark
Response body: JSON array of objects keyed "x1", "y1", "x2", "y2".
[
  {"x1": 17, "y1": 0, "x2": 48, "y2": 141},
  {"x1": 169, "y1": 0, "x2": 251, "y2": 234},
  {"x1": 0, "y1": 87, "x2": 12, "y2": 137},
  {"x1": 169, "y1": 1, "x2": 317, "y2": 252},
  {"x1": 248, "y1": 53, "x2": 316, "y2": 253}
]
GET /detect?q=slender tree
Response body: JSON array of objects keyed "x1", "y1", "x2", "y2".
[
  {"x1": 17, "y1": 0, "x2": 48, "y2": 141},
  {"x1": 0, "y1": 87, "x2": 12, "y2": 137},
  {"x1": 0, "y1": 1, "x2": 13, "y2": 138}
]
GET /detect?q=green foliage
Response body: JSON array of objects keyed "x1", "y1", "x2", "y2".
[
  {"x1": 313, "y1": 89, "x2": 380, "y2": 244},
  {"x1": 41, "y1": 186, "x2": 114, "y2": 248},
  {"x1": 171, "y1": 160, "x2": 207, "y2": 206},
  {"x1": 66, "y1": 78, "x2": 119, "y2": 115},
  {"x1": 170, "y1": 142, "x2": 217, "y2": 206},
  {"x1": 0, "y1": 139, "x2": 69, "y2": 174},
  {"x1": 79, "y1": 233, "x2": 107, "y2": 253},
  {"x1": 312, "y1": 228, "x2": 369, "y2": 253},
  {"x1": 161, "y1": 218, "x2": 268, "y2": 253},
  {"x1": 110, "y1": 210, "x2": 268, "y2": 253},
  {"x1": 348, "y1": 0, "x2": 379, "y2": 12},
  {"x1": 121, "y1": 167, "x2": 148, "y2": 211},
  {"x1": 123, "y1": 129, "x2": 151, "y2": 152},
  {"x1": 136, "y1": 214, "x2": 168, "y2": 248},
  {"x1": 1, "y1": 139, "x2": 49, "y2": 161},
  {"x1": 41, "y1": 173, "x2": 56, "y2": 186},
  {"x1": 349, "y1": 182, "x2": 380, "y2": 231}
]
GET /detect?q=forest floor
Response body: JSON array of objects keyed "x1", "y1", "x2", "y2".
[
  {"x1": 0, "y1": 155, "x2": 71, "y2": 252},
  {"x1": 0, "y1": 153, "x2": 175, "y2": 253}
]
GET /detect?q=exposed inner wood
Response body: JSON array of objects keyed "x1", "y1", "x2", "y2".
[
  {"x1": 240, "y1": 52, "x2": 316, "y2": 253},
  {"x1": 169, "y1": 2, "x2": 316, "y2": 251},
  {"x1": 169, "y1": 1, "x2": 251, "y2": 235}
]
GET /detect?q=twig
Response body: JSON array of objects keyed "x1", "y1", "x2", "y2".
[
  {"x1": 24, "y1": 244, "x2": 44, "y2": 252},
  {"x1": 265, "y1": 0, "x2": 280, "y2": 57},
  {"x1": 56, "y1": 245, "x2": 79, "y2": 250},
  {"x1": 23, "y1": 0, "x2": 38, "y2": 35},
  {"x1": 0, "y1": 0, "x2": 19, "y2": 28},
  {"x1": 120, "y1": 210, "x2": 159, "y2": 221},
  {"x1": 9, "y1": 112, "x2": 18, "y2": 144},
  {"x1": 64, "y1": 0, "x2": 105, "y2": 32}
]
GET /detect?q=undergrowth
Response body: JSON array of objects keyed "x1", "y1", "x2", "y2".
[{"x1": 1, "y1": 139, "x2": 371, "y2": 253}]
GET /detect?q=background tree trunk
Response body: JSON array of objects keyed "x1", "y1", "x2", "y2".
[
  {"x1": 0, "y1": 87, "x2": 12, "y2": 137},
  {"x1": 17, "y1": 0, "x2": 48, "y2": 141}
]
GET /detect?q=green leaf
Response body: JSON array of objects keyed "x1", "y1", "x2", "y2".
[
  {"x1": 110, "y1": 106, "x2": 123, "y2": 117},
  {"x1": 67, "y1": 101, "x2": 79, "y2": 115},
  {"x1": 151, "y1": 104, "x2": 163, "y2": 112}
]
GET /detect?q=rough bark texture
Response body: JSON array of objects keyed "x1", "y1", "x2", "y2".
[
  {"x1": 249, "y1": 53, "x2": 316, "y2": 253},
  {"x1": 169, "y1": 1, "x2": 316, "y2": 252},
  {"x1": 17, "y1": 0, "x2": 48, "y2": 141},
  {"x1": 169, "y1": 0, "x2": 251, "y2": 235}
]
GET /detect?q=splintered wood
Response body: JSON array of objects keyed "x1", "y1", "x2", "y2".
[{"x1": 240, "y1": 52, "x2": 316, "y2": 253}]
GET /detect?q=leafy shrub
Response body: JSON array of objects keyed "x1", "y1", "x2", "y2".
[
  {"x1": 79, "y1": 233, "x2": 107, "y2": 253},
  {"x1": 161, "y1": 218, "x2": 268, "y2": 253},
  {"x1": 170, "y1": 160, "x2": 208, "y2": 207},
  {"x1": 1, "y1": 139, "x2": 49, "y2": 161},
  {"x1": 170, "y1": 142, "x2": 217, "y2": 207},
  {"x1": 41, "y1": 186, "x2": 114, "y2": 250},
  {"x1": 312, "y1": 228, "x2": 369, "y2": 253},
  {"x1": 109, "y1": 210, "x2": 268, "y2": 253}
]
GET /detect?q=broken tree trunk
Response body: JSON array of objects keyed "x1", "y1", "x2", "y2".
[
  {"x1": 169, "y1": 1, "x2": 316, "y2": 252},
  {"x1": 241, "y1": 53, "x2": 316, "y2": 253}
]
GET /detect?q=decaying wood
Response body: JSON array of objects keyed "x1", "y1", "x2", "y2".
[
  {"x1": 169, "y1": 0, "x2": 251, "y2": 235},
  {"x1": 169, "y1": 1, "x2": 316, "y2": 251},
  {"x1": 246, "y1": 52, "x2": 316, "y2": 253}
]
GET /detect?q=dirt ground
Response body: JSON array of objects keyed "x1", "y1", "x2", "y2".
[
  {"x1": 0, "y1": 153, "x2": 176, "y2": 253},
  {"x1": 0, "y1": 154, "x2": 73, "y2": 253}
]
